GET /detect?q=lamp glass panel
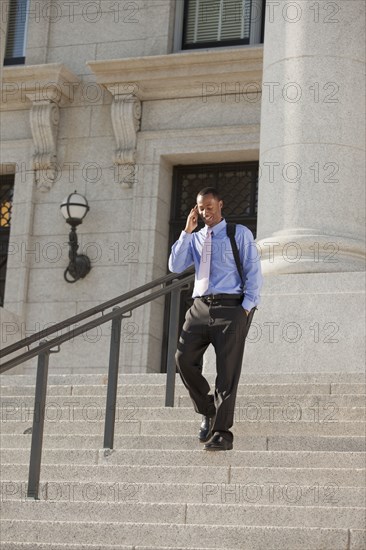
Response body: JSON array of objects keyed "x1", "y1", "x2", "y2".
[{"x1": 61, "y1": 193, "x2": 88, "y2": 221}]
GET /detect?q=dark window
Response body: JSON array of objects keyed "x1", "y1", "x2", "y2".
[
  {"x1": 4, "y1": 0, "x2": 29, "y2": 66},
  {"x1": 0, "y1": 174, "x2": 14, "y2": 306},
  {"x1": 182, "y1": 0, "x2": 264, "y2": 50},
  {"x1": 161, "y1": 161, "x2": 259, "y2": 371}
]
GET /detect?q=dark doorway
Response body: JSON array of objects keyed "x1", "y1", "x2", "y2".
[{"x1": 160, "y1": 162, "x2": 259, "y2": 372}]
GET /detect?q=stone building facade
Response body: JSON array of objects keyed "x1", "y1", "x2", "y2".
[{"x1": 0, "y1": 0, "x2": 365, "y2": 375}]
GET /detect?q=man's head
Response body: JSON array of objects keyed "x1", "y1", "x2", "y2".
[{"x1": 196, "y1": 187, "x2": 223, "y2": 228}]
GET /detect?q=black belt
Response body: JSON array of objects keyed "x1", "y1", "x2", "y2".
[{"x1": 198, "y1": 293, "x2": 243, "y2": 306}]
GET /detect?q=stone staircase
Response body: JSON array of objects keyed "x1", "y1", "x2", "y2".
[{"x1": 0, "y1": 371, "x2": 365, "y2": 550}]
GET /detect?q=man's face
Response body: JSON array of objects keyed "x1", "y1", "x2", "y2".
[{"x1": 196, "y1": 193, "x2": 223, "y2": 227}]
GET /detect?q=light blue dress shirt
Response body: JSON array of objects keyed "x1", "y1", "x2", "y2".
[{"x1": 168, "y1": 218, "x2": 263, "y2": 311}]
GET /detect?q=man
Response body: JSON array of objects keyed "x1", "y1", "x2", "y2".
[{"x1": 168, "y1": 187, "x2": 262, "y2": 451}]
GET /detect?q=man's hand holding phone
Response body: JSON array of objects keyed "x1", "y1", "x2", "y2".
[{"x1": 184, "y1": 205, "x2": 199, "y2": 234}]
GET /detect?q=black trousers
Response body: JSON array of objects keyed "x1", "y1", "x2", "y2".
[{"x1": 175, "y1": 297, "x2": 255, "y2": 443}]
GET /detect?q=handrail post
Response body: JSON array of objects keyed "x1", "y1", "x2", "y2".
[
  {"x1": 27, "y1": 342, "x2": 50, "y2": 499},
  {"x1": 103, "y1": 307, "x2": 123, "y2": 450},
  {"x1": 165, "y1": 284, "x2": 181, "y2": 407}
]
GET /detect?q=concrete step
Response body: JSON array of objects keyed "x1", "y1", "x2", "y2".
[
  {"x1": 65, "y1": 383, "x2": 366, "y2": 396},
  {"x1": 137, "y1": 419, "x2": 366, "y2": 437},
  {"x1": 266, "y1": 435, "x2": 366, "y2": 452},
  {"x1": 179, "y1": 394, "x2": 366, "y2": 408},
  {"x1": 2, "y1": 404, "x2": 364, "y2": 423},
  {"x1": 2, "y1": 479, "x2": 364, "y2": 508},
  {"x1": 1, "y1": 500, "x2": 365, "y2": 529},
  {"x1": 2, "y1": 433, "x2": 365, "y2": 452},
  {"x1": 0, "y1": 385, "x2": 74, "y2": 396},
  {"x1": 1, "y1": 372, "x2": 364, "y2": 550},
  {"x1": 1, "y1": 382, "x2": 364, "y2": 397},
  {"x1": 0, "y1": 547, "x2": 243, "y2": 550},
  {"x1": 2, "y1": 448, "x2": 365, "y2": 469},
  {"x1": 2, "y1": 418, "x2": 364, "y2": 437},
  {"x1": 0, "y1": 544, "x2": 234, "y2": 550},
  {"x1": 1, "y1": 520, "x2": 364, "y2": 549},
  {"x1": 1, "y1": 371, "x2": 364, "y2": 386},
  {"x1": 2, "y1": 393, "x2": 365, "y2": 409},
  {"x1": 0, "y1": 545, "x2": 133, "y2": 550},
  {"x1": 2, "y1": 463, "x2": 364, "y2": 486}
]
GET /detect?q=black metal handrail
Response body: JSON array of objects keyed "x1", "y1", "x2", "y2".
[
  {"x1": 0, "y1": 266, "x2": 194, "y2": 499},
  {"x1": 1, "y1": 268, "x2": 193, "y2": 359}
]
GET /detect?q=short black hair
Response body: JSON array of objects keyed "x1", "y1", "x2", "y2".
[{"x1": 197, "y1": 187, "x2": 222, "y2": 201}]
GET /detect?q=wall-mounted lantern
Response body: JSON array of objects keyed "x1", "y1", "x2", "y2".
[{"x1": 60, "y1": 191, "x2": 91, "y2": 283}]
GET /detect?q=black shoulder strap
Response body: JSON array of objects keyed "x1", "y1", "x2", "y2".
[{"x1": 226, "y1": 223, "x2": 244, "y2": 285}]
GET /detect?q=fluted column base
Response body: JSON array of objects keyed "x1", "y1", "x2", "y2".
[{"x1": 257, "y1": 229, "x2": 365, "y2": 275}]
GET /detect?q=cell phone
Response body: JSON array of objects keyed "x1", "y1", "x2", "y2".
[{"x1": 194, "y1": 205, "x2": 203, "y2": 220}]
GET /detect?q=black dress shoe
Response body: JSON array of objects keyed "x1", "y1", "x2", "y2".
[
  {"x1": 204, "y1": 433, "x2": 233, "y2": 451},
  {"x1": 198, "y1": 415, "x2": 214, "y2": 442}
]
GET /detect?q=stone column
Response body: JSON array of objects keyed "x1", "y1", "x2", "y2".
[{"x1": 257, "y1": 0, "x2": 365, "y2": 274}]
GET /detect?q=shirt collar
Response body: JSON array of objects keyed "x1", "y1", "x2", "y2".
[{"x1": 203, "y1": 218, "x2": 226, "y2": 237}]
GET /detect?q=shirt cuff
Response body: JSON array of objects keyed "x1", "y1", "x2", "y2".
[{"x1": 242, "y1": 299, "x2": 256, "y2": 311}]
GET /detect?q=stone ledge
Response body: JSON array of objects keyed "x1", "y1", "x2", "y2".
[
  {"x1": 1, "y1": 63, "x2": 80, "y2": 111},
  {"x1": 87, "y1": 46, "x2": 263, "y2": 101}
]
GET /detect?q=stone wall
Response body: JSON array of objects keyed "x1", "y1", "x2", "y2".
[
  {"x1": 1, "y1": 0, "x2": 364, "y2": 376},
  {"x1": 1, "y1": 2, "x2": 262, "y2": 373}
]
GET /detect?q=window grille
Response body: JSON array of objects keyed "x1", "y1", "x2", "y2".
[
  {"x1": 170, "y1": 162, "x2": 258, "y2": 239},
  {"x1": 183, "y1": 0, "x2": 254, "y2": 49},
  {"x1": 0, "y1": 175, "x2": 14, "y2": 306}
]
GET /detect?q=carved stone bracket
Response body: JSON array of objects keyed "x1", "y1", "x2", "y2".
[
  {"x1": 110, "y1": 94, "x2": 141, "y2": 188},
  {"x1": 1, "y1": 64, "x2": 80, "y2": 192},
  {"x1": 28, "y1": 99, "x2": 60, "y2": 192}
]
